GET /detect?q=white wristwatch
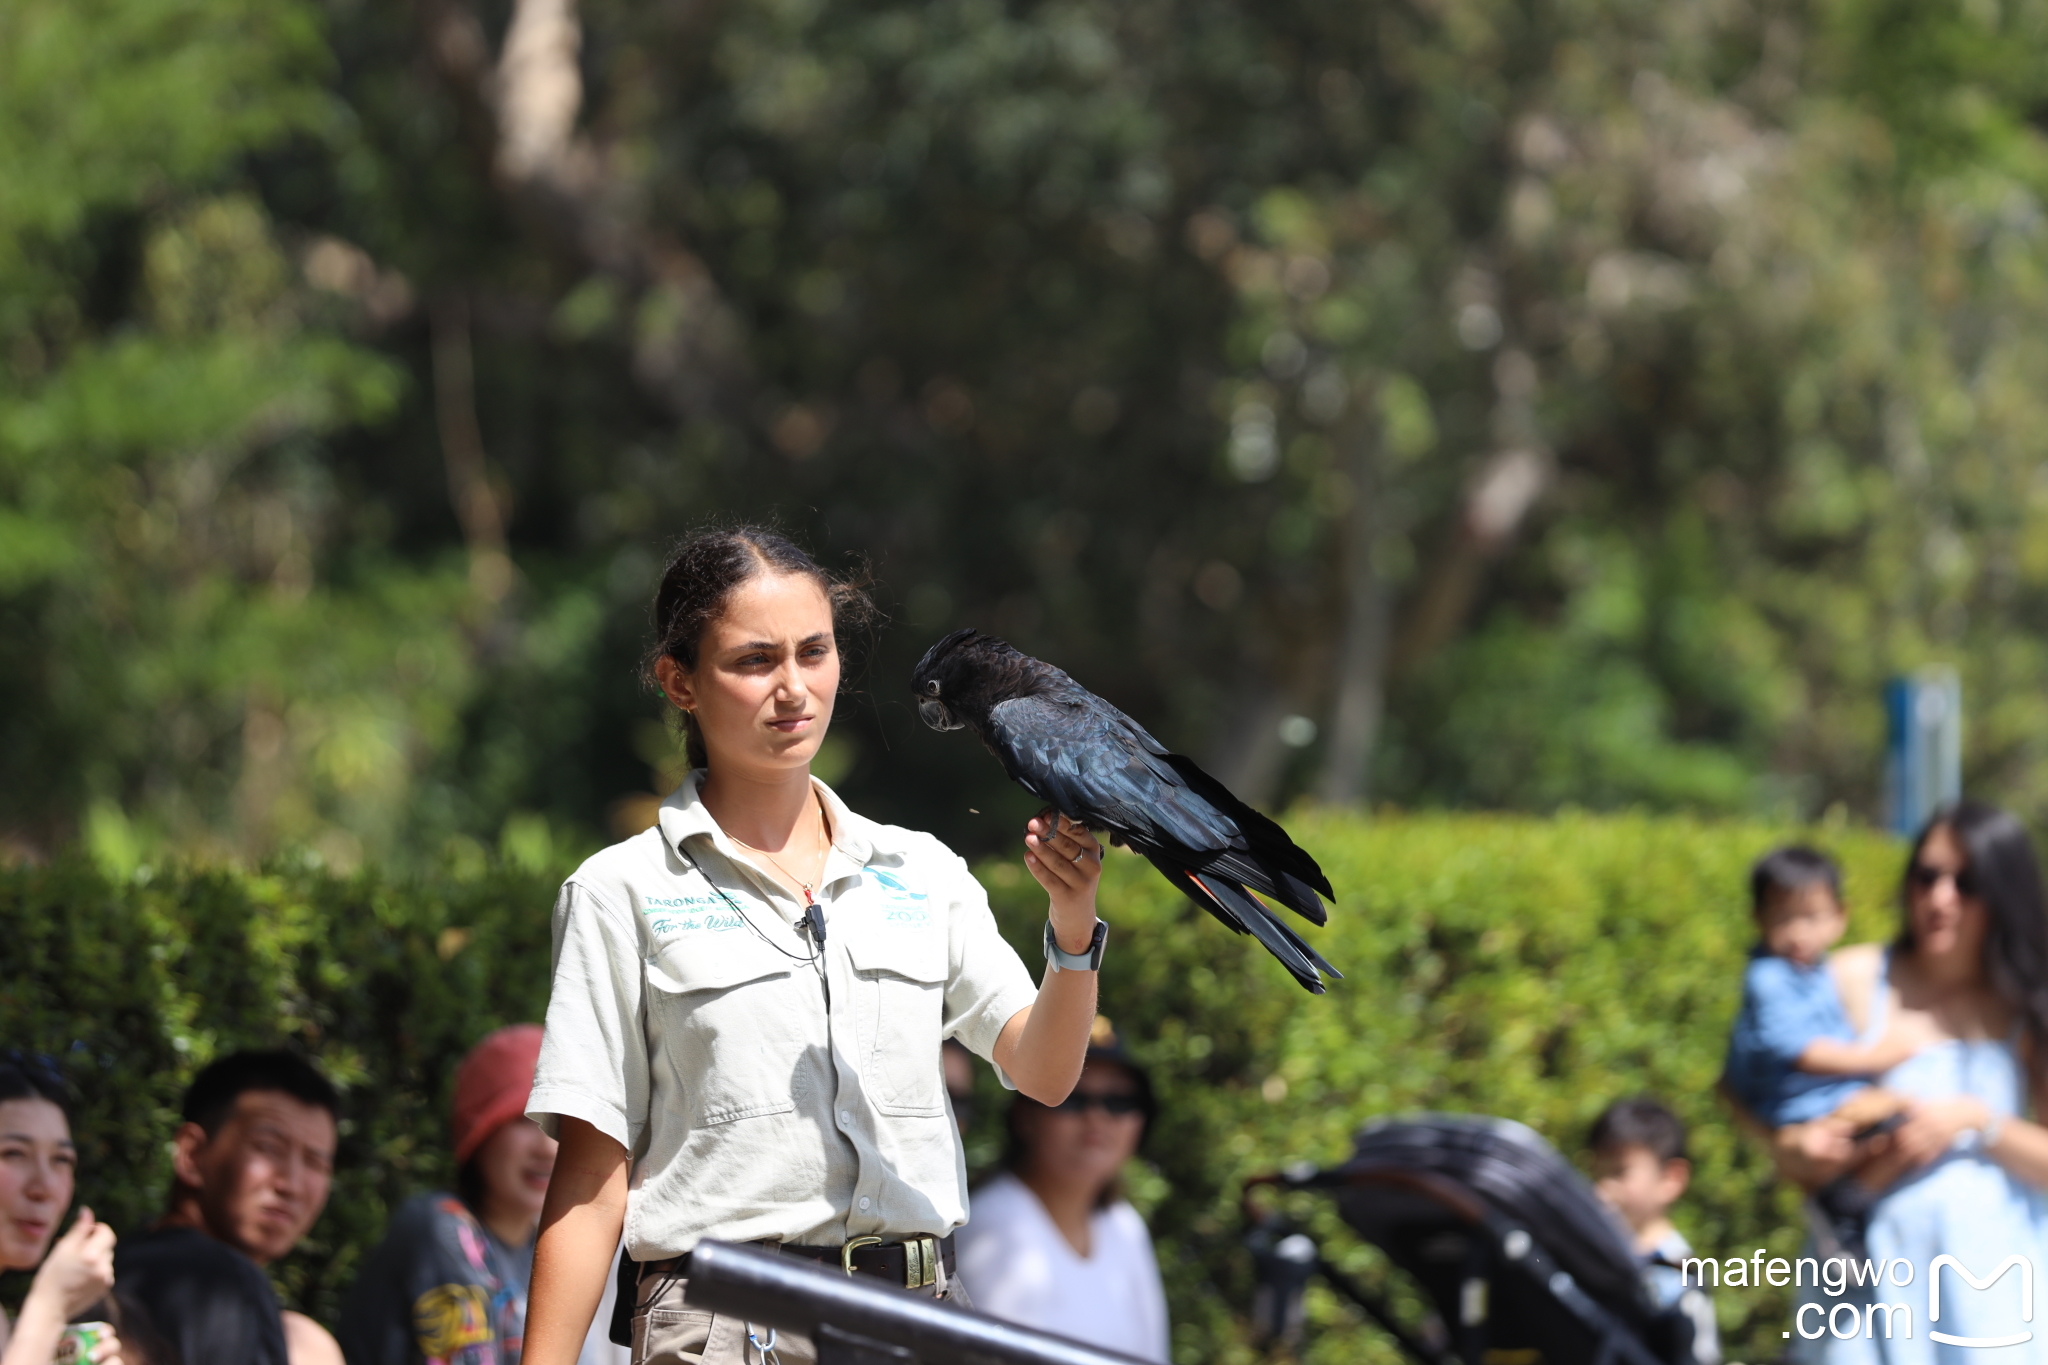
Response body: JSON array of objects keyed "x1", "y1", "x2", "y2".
[{"x1": 1044, "y1": 919, "x2": 1108, "y2": 972}]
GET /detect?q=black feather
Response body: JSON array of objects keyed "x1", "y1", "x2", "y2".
[{"x1": 911, "y1": 629, "x2": 1339, "y2": 992}]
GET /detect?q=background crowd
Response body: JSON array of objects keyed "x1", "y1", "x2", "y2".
[
  {"x1": 13, "y1": 798, "x2": 2048, "y2": 1364},
  {"x1": 12, "y1": 0, "x2": 2048, "y2": 1360}
]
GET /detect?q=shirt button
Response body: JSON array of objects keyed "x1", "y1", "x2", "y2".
[
  {"x1": 839, "y1": 1110, "x2": 851, "y2": 1124},
  {"x1": 859, "y1": 1197, "x2": 871, "y2": 1211}
]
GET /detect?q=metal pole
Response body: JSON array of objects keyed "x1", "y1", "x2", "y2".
[{"x1": 683, "y1": 1241, "x2": 1153, "y2": 1365}]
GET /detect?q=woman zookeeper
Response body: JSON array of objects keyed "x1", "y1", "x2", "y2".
[{"x1": 520, "y1": 528, "x2": 1107, "y2": 1365}]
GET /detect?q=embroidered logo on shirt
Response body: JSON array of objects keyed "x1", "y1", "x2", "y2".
[
  {"x1": 868, "y1": 867, "x2": 933, "y2": 924},
  {"x1": 641, "y1": 894, "x2": 746, "y2": 937},
  {"x1": 868, "y1": 868, "x2": 926, "y2": 901}
]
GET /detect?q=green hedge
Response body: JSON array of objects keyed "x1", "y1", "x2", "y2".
[
  {"x1": 977, "y1": 811, "x2": 1904, "y2": 1365},
  {"x1": 0, "y1": 855, "x2": 559, "y2": 1322},
  {"x1": 1, "y1": 814, "x2": 1910, "y2": 1360}
]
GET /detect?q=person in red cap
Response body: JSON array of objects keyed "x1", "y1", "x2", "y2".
[{"x1": 337, "y1": 1026, "x2": 560, "y2": 1365}]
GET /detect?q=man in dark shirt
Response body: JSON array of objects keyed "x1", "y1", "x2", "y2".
[{"x1": 117, "y1": 1050, "x2": 343, "y2": 1365}]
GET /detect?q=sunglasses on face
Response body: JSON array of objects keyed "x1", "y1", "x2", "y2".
[
  {"x1": 1909, "y1": 863, "x2": 1980, "y2": 897},
  {"x1": 1050, "y1": 1092, "x2": 1143, "y2": 1117}
]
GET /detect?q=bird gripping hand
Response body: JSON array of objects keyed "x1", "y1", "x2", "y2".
[{"x1": 1023, "y1": 811, "x2": 1103, "y2": 954}]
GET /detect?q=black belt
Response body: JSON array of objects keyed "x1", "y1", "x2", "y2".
[{"x1": 642, "y1": 1235, "x2": 956, "y2": 1291}]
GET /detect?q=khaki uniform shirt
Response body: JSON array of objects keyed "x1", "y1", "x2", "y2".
[{"x1": 528, "y1": 771, "x2": 1040, "y2": 1258}]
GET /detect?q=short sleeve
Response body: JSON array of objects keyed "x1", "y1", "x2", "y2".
[
  {"x1": 528, "y1": 880, "x2": 649, "y2": 1152},
  {"x1": 338, "y1": 1197, "x2": 473, "y2": 1365},
  {"x1": 1743, "y1": 957, "x2": 1845, "y2": 1065},
  {"x1": 936, "y1": 854, "x2": 1038, "y2": 1076}
]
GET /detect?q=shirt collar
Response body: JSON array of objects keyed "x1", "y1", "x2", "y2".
[{"x1": 657, "y1": 769, "x2": 878, "y2": 869}]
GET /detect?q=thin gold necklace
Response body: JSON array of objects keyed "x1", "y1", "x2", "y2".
[{"x1": 730, "y1": 794, "x2": 830, "y2": 906}]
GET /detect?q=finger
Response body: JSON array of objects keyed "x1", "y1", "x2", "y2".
[
  {"x1": 1030, "y1": 839, "x2": 1083, "y2": 888},
  {"x1": 1056, "y1": 815, "x2": 1099, "y2": 850},
  {"x1": 1046, "y1": 823, "x2": 1100, "y2": 862},
  {"x1": 1023, "y1": 852, "x2": 1079, "y2": 896}
]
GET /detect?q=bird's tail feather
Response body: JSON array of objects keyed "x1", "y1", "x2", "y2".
[
  {"x1": 1161, "y1": 753, "x2": 1337, "y2": 902},
  {"x1": 1201, "y1": 850, "x2": 1330, "y2": 926},
  {"x1": 1168, "y1": 863, "x2": 1340, "y2": 993}
]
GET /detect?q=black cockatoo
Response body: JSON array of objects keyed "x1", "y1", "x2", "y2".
[{"x1": 912, "y1": 628, "x2": 1339, "y2": 992}]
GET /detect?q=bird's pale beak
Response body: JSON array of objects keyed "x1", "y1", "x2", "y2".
[{"x1": 919, "y1": 697, "x2": 963, "y2": 731}]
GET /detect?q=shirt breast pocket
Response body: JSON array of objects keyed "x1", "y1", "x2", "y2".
[
  {"x1": 646, "y1": 936, "x2": 805, "y2": 1126},
  {"x1": 845, "y1": 929, "x2": 949, "y2": 1117}
]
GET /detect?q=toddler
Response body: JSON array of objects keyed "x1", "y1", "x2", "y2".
[
  {"x1": 1589, "y1": 1098, "x2": 1719, "y2": 1365},
  {"x1": 1722, "y1": 845, "x2": 1923, "y2": 1251}
]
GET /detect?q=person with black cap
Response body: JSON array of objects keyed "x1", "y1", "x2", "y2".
[{"x1": 956, "y1": 1017, "x2": 1168, "y2": 1363}]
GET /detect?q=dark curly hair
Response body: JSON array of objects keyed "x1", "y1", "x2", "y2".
[{"x1": 643, "y1": 526, "x2": 878, "y2": 770}]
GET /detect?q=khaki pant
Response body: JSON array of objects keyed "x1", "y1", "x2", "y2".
[{"x1": 632, "y1": 1254, "x2": 972, "y2": 1365}]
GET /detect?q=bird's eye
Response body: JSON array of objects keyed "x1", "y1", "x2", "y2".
[{"x1": 925, "y1": 680, "x2": 941, "y2": 696}]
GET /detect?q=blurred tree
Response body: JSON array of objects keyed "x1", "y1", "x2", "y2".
[{"x1": 7, "y1": 0, "x2": 2048, "y2": 864}]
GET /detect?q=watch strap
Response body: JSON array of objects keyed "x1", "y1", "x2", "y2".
[{"x1": 1044, "y1": 919, "x2": 1107, "y2": 972}]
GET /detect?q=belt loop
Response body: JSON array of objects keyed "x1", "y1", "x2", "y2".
[{"x1": 842, "y1": 1235, "x2": 882, "y2": 1276}]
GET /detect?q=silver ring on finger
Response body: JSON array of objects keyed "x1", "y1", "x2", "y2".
[{"x1": 1071, "y1": 849, "x2": 1086, "y2": 863}]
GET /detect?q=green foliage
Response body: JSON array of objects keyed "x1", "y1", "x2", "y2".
[
  {"x1": 2, "y1": 812, "x2": 1910, "y2": 1356},
  {"x1": 978, "y1": 811, "x2": 1906, "y2": 1365},
  {"x1": 11, "y1": 0, "x2": 2048, "y2": 868},
  {"x1": 0, "y1": 852, "x2": 561, "y2": 1322}
]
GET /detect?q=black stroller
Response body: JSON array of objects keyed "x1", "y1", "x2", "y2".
[{"x1": 1244, "y1": 1114, "x2": 1704, "y2": 1365}]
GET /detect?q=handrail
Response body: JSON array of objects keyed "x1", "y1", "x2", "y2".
[{"x1": 683, "y1": 1240, "x2": 1157, "y2": 1365}]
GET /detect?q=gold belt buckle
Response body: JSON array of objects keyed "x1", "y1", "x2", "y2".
[
  {"x1": 841, "y1": 1235, "x2": 882, "y2": 1276},
  {"x1": 903, "y1": 1236, "x2": 938, "y2": 1290}
]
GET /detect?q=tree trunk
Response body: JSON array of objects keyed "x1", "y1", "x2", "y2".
[{"x1": 1319, "y1": 421, "x2": 1390, "y2": 805}]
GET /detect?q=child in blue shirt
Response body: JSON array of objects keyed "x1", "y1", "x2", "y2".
[
  {"x1": 1724, "y1": 846, "x2": 1919, "y2": 1127},
  {"x1": 1723, "y1": 846, "x2": 1922, "y2": 1252},
  {"x1": 1589, "y1": 1098, "x2": 1720, "y2": 1365}
]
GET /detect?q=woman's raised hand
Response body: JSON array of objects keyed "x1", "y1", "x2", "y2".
[
  {"x1": 1023, "y1": 813, "x2": 1103, "y2": 942},
  {"x1": 31, "y1": 1207, "x2": 116, "y2": 1319}
]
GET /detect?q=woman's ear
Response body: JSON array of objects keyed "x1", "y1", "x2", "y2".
[{"x1": 654, "y1": 655, "x2": 695, "y2": 712}]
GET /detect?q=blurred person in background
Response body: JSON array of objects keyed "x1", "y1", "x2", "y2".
[
  {"x1": 1588, "y1": 1097, "x2": 1718, "y2": 1365},
  {"x1": 0, "y1": 1052, "x2": 127, "y2": 1365},
  {"x1": 956, "y1": 1019, "x2": 1167, "y2": 1363},
  {"x1": 339, "y1": 1025, "x2": 627, "y2": 1365},
  {"x1": 1757, "y1": 801, "x2": 2048, "y2": 1365},
  {"x1": 116, "y1": 1050, "x2": 342, "y2": 1365}
]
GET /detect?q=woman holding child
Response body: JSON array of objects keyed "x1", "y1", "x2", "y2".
[{"x1": 1756, "y1": 802, "x2": 2048, "y2": 1365}]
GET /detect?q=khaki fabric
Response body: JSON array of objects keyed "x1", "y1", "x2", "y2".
[
  {"x1": 529, "y1": 771, "x2": 1041, "y2": 1259},
  {"x1": 632, "y1": 1259, "x2": 971, "y2": 1365}
]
